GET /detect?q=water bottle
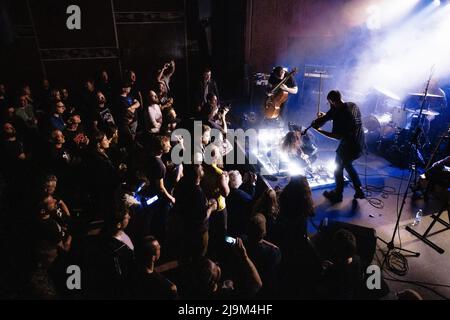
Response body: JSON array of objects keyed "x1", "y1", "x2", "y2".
[
  {"x1": 411, "y1": 209, "x2": 423, "y2": 226},
  {"x1": 322, "y1": 217, "x2": 328, "y2": 229}
]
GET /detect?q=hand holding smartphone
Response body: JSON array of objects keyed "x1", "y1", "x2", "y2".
[{"x1": 225, "y1": 236, "x2": 237, "y2": 246}]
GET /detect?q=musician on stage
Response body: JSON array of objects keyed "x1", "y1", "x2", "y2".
[
  {"x1": 281, "y1": 124, "x2": 318, "y2": 168},
  {"x1": 265, "y1": 66, "x2": 298, "y2": 122},
  {"x1": 281, "y1": 131, "x2": 311, "y2": 169},
  {"x1": 311, "y1": 90, "x2": 365, "y2": 202}
]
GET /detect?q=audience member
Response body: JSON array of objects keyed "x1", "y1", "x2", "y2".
[
  {"x1": 146, "y1": 90, "x2": 162, "y2": 133},
  {"x1": 226, "y1": 170, "x2": 255, "y2": 237},
  {"x1": 97, "y1": 70, "x2": 113, "y2": 102},
  {"x1": 92, "y1": 91, "x2": 115, "y2": 133},
  {"x1": 245, "y1": 214, "x2": 281, "y2": 299},
  {"x1": 179, "y1": 238, "x2": 262, "y2": 299},
  {"x1": 49, "y1": 101, "x2": 67, "y2": 131},
  {"x1": 197, "y1": 67, "x2": 219, "y2": 108},
  {"x1": 320, "y1": 229, "x2": 364, "y2": 300},
  {"x1": 134, "y1": 236, "x2": 177, "y2": 299},
  {"x1": 157, "y1": 60, "x2": 176, "y2": 96},
  {"x1": 118, "y1": 82, "x2": 140, "y2": 137},
  {"x1": 15, "y1": 95, "x2": 38, "y2": 129},
  {"x1": 252, "y1": 188, "x2": 280, "y2": 244},
  {"x1": 172, "y1": 164, "x2": 217, "y2": 261}
]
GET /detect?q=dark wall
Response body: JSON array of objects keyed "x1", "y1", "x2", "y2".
[
  {"x1": 28, "y1": 0, "x2": 120, "y2": 89},
  {"x1": 246, "y1": 0, "x2": 356, "y2": 72},
  {"x1": 114, "y1": 0, "x2": 190, "y2": 113},
  {"x1": 210, "y1": 0, "x2": 247, "y2": 100},
  {"x1": 1, "y1": 0, "x2": 365, "y2": 104},
  {"x1": 0, "y1": 0, "x2": 196, "y2": 114},
  {"x1": 29, "y1": 0, "x2": 116, "y2": 49},
  {"x1": 0, "y1": 0, "x2": 42, "y2": 92}
]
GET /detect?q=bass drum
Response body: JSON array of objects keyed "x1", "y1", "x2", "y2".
[
  {"x1": 377, "y1": 123, "x2": 400, "y2": 156},
  {"x1": 363, "y1": 116, "x2": 381, "y2": 152},
  {"x1": 380, "y1": 122, "x2": 399, "y2": 140}
]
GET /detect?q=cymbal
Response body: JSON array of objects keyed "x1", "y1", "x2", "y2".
[
  {"x1": 373, "y1": 86, "x2": 401, "y2": 101},
  {"x1": 408, "y1": 92, "x2": 444, "y2": 98},
  {"x1": 405, "y1": 108, "x2": 440, "y2": 116}
]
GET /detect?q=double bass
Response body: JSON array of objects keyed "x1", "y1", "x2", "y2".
[{"x1": 263, "y1": 68, "x2": 298, "y2": 119}]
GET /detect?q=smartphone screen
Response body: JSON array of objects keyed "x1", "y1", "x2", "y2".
[{"x1": 225, "y1": 236, "x2": 236, "y2": 245}]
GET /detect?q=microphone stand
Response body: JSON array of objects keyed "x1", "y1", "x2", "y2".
[
  {"x1": 377, "y1": 71, "x2": 435, "y2": 269},
  {"x1": 410, "y1": 69, "x2": 434, "y2": 189}
]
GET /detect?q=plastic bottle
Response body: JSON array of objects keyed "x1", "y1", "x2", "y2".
[{"x1": 411, "y1": 209, "x2": 423, "y2": 226}]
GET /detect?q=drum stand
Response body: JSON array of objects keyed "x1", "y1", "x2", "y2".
[{"x1": 413, "y1": 127, "x2": 450, "y2": 200}]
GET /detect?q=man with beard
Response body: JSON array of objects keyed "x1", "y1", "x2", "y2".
[
  {"x1": 35, "y1": 194, "x2": 72, "y2": 252},
  {"x1": 0, "y1": 122, "x2": 27, "y2": 182},
  {"x1": 311, "y1": 90, "x2": 365, "y2": 202},
  {"x1": 92, "y1": 91, "x2": 116, "y2": 133}
]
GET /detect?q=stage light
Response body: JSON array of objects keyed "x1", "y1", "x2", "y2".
[
  {"x1": 433, "y1": 0, "x2": 441, "y2": 7},
  {"x1": 279, "y1": 151, "x2": 290, "y2": 163},
  {"x1": 287, "y1": 162, "x2": 305, "y2": 177},
  {"x1": 350, "y1": 0, "x2": 450, "y2": 102},
  {"x1": 366, "y1": 5, "x2": 381, "y2": 30},
  {"x1": 257, "y1": 129, "x2": 272, "y2": 143},
  {"x1": 326, "y1": 160, "x2": 337, "y2": 173},
  {"x1": 365, "y1": 0, "x2": 420, "y2": 29}
]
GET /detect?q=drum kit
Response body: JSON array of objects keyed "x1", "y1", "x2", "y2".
[{"x1": 363, "y1": 91, "x2": 445, "y2": 166}]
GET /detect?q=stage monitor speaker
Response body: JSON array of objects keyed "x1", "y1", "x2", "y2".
[{"x1": 311, "y1": 220, "x2": 377, "y2": 269}]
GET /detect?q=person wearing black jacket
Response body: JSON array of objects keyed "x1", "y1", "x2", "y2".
[
  {"x1": 87, "y1": 132, "x2": 125, "y2": 221},
  {"x1": 311, "y1": 90, "x2": 365, "y2": 202},
  {"x1": 226, "y1": 171, "x2": 256, "y2": 237},
  {"x1": 197, "y1": 68, "x2": 219, "y2": 108},
  {"x1": 116, "y1": 82, "x2": 141, "y2": 139},
  {"x1": 85, "y1": 206, "x2": 136, "y2": 299},
  {"x1": 134, "y1": 236, "x2": 177, "y2": 299},
  {"x1": 172, "y1": 164, "x2": 217, "y2": 260}
]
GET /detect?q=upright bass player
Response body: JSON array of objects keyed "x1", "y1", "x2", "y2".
[{"x1": 263, "y1": 66, "x2": 298, "y2": 125}]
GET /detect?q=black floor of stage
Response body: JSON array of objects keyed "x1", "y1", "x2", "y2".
[{"x1": 306, "y1": 149, "x2": 450, "y2": 300}]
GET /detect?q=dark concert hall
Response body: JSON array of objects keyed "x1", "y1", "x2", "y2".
[{"x1": 1, "y1": 0, "x2": 450, "y2": 305}]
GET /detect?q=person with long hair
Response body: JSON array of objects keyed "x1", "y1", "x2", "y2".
[
  {"x1": 281, "y1": 131, "x2": 312, "y2": 169},
  {"x1": 252, "y1": 188, "x2": 280, "y2": 244},
  {"x1": 279, "y1": 175, "x2": 314, "y2": 240},
  {"x1": 278, "y1": 175, "x2": 321, "y2": 299}
]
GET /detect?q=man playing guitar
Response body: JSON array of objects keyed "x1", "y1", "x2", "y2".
[{"x1": 311, "y1": 90, "x2": 365, "y2": 203}]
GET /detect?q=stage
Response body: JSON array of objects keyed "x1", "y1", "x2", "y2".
[
  {"x1": 305, "y1": 149, "x2": 450, "y2": 300},
  {"x1": 230, "y1": 121, "x2": 450, "y2": 299}
]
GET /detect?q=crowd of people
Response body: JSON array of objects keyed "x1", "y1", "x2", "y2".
[{"x1": 0, "y1": 62, "x2": 389, "y2": 300}]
